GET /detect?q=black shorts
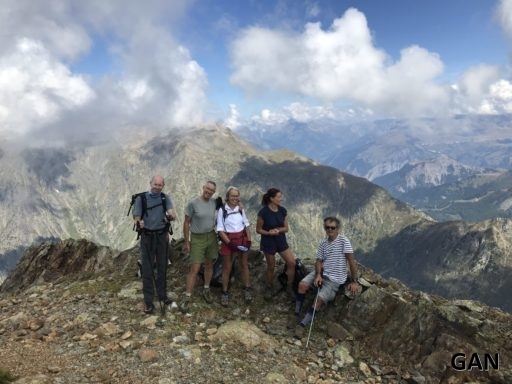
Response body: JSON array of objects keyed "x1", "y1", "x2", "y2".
[{"x1": 260, "y1": 235, "x2": 289, "y2": 254}]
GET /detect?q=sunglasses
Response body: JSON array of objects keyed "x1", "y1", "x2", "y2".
[{"x1": 324, "y1": 226, "x2": 337, "y2": 231}]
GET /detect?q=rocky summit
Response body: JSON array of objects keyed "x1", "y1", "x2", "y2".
[{"x1": 1, "y1": 239, "x2": 510, "y2": 384}]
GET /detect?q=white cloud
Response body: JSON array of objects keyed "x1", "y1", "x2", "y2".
[
  {"x1": 0, "y1": 38, "x2": 95, "y2": 136},
  {"x1": 0, "y1": 1, "x2": 92, "y2": 61},
  {"x1": 224, "y1": 104, "x2": 241, "y2": 129},
  {"x1": 229, "y1": 8, "x2": 449, "y2": 118},
  {"x1": 248, "y1": 102, "x2": 373, "y2": 127},
  {"x1": 114, "y1": 23, "x2": 208, "y2": 126},
  {"x1": 497, "y1": 0, "x2": 512, "y2": 40},
  {"x1": 0, "y1": 0, "x2": 205, "y2": 143},
  {"x1": 305, "y1": 1, "x2": 321, "y2": 18},
  {"x1": 1, "y1": 0, "x2": 511, "y2": 143},
  {"x1": 459, "y1": 65, "x2": 500, "y2": 102},
  {"x1": 254, "y1": 108, "x2": 291, "y2": 125},
  {"x1": 447, "y1": 65, "x2": 512, "y2": 115},
  {"x1": 450, "y1": 65, "x2": 500, "y2": 113},
  {"x1": 482, "y1": 79, "x2": 512, "y2": 113}
]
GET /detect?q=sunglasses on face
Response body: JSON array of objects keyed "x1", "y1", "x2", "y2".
[{"x1": 324, "y1": 226, "x2": 337, "y2": 231}]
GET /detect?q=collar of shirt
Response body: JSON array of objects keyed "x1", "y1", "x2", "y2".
[{"x1": 224, "y1": 204, "x2": 240, "y2": 213}]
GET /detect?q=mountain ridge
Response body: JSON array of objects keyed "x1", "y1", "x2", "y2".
[
  {"x1": 236, "y1": 114, "x2": 512, "y2": 222},
  {"x1": 1, "y1": 124, "x2": 511, "y2": 313},
  {"x1": 0, "y1": 238, "x2": 510, "y2": 383}
]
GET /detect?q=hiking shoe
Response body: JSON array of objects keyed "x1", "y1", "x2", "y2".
[
  {"x1": 136, "y1": 260, "x2": 142, "y2": 278},
  {"x1": 180, "y1": 296, "x2": 191, "y2": 313},
  {"x1": 143, "y1": 303, "x2": 155, "y2": 315},
  {"x1": 294, "y1": 324, "x2": 306, "y2": 339},
  {"x1": 163, "y1": 298, "x2": 173, "y2": 306},
  {"x1": 221, "y1": 292, "x2": 229, "y2": 307},
  {"x1": 202, "y1": 288, "x2": 213, "y2": 304},
  {"x1": 263, "y1": 284, "x2": 274, "y2": 301},
  {"x1": 287, "y1": 314, "x2": 299, "y2": 329},
  {"x1": 244, "y1": 287, "x2": 253, "y2": 303},
  {"x1": 286, "y1": 285, "x2": 296, "y2": 301}
]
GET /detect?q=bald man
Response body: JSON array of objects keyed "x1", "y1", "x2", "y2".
[{"x1": 133, "y1": 175, "x2": 176, "y2": 314}]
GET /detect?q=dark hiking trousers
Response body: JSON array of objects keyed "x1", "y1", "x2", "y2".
[{"x1": 140, "y1": 230, "x2": 168, "y2": 306}]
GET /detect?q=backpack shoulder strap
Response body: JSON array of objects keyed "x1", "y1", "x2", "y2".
[
  {"x1": 160, "y1": 192, "x2": 167, "y2": 213},
  {"x1": 128, "y1": 192, "x2": 147, "y2": 216},
  {"x1": 221, "y1": 206, "x2": 245, "y2": 232},
  {"x1": 140, "y1": 192, "x2": 148, "y2": 218}
]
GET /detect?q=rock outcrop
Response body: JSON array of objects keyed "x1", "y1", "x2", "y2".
[{"x1": 1, "y1": 239, "x2": 510, "y2": 383}]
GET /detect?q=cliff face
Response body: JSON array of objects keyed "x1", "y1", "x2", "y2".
[
  {"x1": 359, "y1": 218, "x2": 512, "y2": 312},
  {"x1": 1, "y1": 239, "x2": 510, "y2": 383}
]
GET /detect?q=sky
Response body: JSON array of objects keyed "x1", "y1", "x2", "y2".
[{"x1": 1, "y1": 0, "x2": 512, "y2": 144}]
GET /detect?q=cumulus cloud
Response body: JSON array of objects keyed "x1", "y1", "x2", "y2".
[
  {"x1": 249, "y1": 102, "x2": 373, "y2": 127},
  {"x1": 229, "y1": 6, "x2": 512, "y2": 120},
  {"x1": 224, "y1": 104, "x2": 241, "y2": 129},
  {"x1": 0, "y1": 0, "x2": 206, "y2": 144},
  {"x1": 481, "y1": 79, "x2": 512, "y2": 113},
  {"x1": 230, "y1": 8, "x2": 449, "y2": 118},
  {"x1": 0, "y1": 38, "x2": 95, "y2": 137},
  {"x1": 0, "y1": 1, "x2": 92, "y2": 61},
  {"x1": 497, "y1": 0, "x2": 512, "y2": 40}
]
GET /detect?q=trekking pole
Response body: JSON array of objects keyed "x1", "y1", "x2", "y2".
[
  {"x1": 154, "y1": 252, "x2": 165, "y2": 317},
  {"x1": 147, "y1": 237, "x2": 165, "y2": 318},
  {"x1": 305, "y1": 286, "x2": 320, "y2": 351}
]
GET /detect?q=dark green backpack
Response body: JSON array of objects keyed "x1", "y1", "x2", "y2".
[{"x1": 278, "y1": 258, "x2": 309, "y2": 294}]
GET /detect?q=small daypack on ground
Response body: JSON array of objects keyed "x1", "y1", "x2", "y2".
[
  {"x1": 278, "y1": 258, "x2": 309, "y2": 294},
  {"x1": 199, "y1": 255, "x2": 236, "y2": 288}
]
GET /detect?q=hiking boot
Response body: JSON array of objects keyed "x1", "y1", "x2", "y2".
[
  {"x1": 243, "y1": 287, "x2": 253, "y2": 303},
  {"x1": 221, "y1": 292, "x2": 229, "y2": 307},
  {"x1": 163, "y1": 297, "x2": 173, "y2": 306},
  {"x1": 143, "y1": 303, "x2": 155, "y2": 315},
  {"x1": 202, "y1": 288, "x2": 213, "y2": 304},
  {"x1": 180, "y1": 296, "x2": 191, "y2": 313},
  {"x1": 263, "y1": 283, "x2": 274, "y2": 301},
  {"x1": 294, "y1": 324, "x2": 306, "y2": 339},
  {"x1": 287, "y1": 314, "x2": 299, "y2": 329},
  {"x1": 286, "y1": 285, "x2": 296, "y2": 301}
]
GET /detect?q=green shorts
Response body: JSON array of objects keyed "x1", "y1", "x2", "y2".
[{"x1": 189, "y1": 231, "x2": 218, "y2": 264}]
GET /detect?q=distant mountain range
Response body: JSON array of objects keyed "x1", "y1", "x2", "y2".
[
  {"x1": 236, "y1": 114, "x2": 512, "y2": 222},
  {"x1": 1, "y1": 124, "x2": 511, "y2": 312},
  {"x1": 374, "y1": 159, "x2": 512, "y2": 222},
  {"x1": 0, "y1": 125, "x2": 425, "y2": 278}
]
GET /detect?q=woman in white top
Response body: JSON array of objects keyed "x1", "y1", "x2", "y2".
[{"x1": 216, "y1": 186, "x2": 252, "y2": 305}]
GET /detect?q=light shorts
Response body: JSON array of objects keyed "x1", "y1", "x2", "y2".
[
  {"x1": 301, "y1": 271, "x2": 341, "y2": 303},
  {"x1": 189, "y1": 231, "x2": 218, "y2": 264}
]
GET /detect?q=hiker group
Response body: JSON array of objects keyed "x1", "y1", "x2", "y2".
[{"x1": 131, "y1": 175, "x2": 361, "y2": 339}]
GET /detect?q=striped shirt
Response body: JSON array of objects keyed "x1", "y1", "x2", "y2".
[{"x1": 316, "y1": 234, "x2": 354, "y2": 285}]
